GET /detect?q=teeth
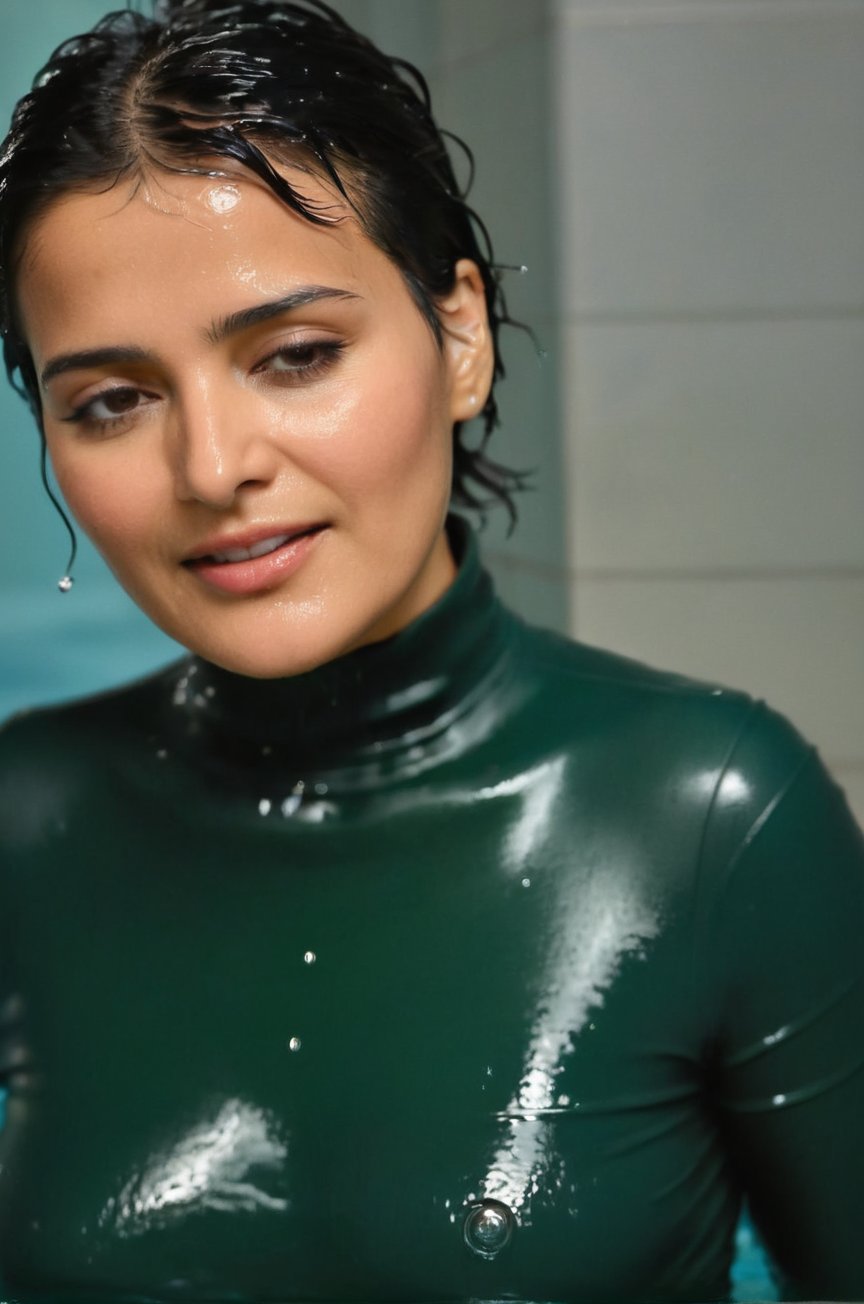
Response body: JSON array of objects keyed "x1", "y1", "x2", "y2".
[{"x1": 211, "y1": 533, "x2": 291, "y2": 564}]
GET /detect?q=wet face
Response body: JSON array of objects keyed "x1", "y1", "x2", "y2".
[{"x1": 17, "y1": 170, "x2": 491, "y2": 676}]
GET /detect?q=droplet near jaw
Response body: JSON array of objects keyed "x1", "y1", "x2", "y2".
[{"x1": 207, "y1": 184, "x2": 241, "y2": 214}]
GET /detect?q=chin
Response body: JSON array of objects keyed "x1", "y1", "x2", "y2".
[{"x1": 178, "y1": 617, "x2": 372, "y2": 681}]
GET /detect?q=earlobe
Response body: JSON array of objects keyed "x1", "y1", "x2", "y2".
[{"x1": 436, "y1": 258, "x2": 494, "y2": 422}]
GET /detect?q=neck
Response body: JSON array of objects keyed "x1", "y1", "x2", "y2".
[{"x1": 161, "y1": 516, "x2": 515, "y2": 790}]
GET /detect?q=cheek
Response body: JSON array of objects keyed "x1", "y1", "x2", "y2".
[
  {"x1": 49, "y1": 444, "x2": 157, "y2": 556},
  {"x1": 301, "y1": 351, "x2": 451, "y2": 499}
]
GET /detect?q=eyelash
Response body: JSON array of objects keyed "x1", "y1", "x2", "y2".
[{"x1": 61, "y1": 338, "x2": 347, "y2": 434}]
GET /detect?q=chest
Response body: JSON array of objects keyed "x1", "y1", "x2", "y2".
[{"x1": 0, "y1": 768, "x2": 732, "y2": 1301}]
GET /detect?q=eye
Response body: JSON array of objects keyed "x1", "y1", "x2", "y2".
[
  {"x1": 254, "y1": 338, "x2": 345, "y2": 382},
  {"x1": 63, "y1": 385, "x2": 158, "y2": 432}
]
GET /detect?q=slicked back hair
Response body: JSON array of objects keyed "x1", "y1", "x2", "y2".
[{"x1": 0, "y1": 0, "x2": 526, "y2": 522}]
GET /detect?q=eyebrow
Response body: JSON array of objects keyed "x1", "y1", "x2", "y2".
[
  {"x1": 39, "y1": 285, "x2": 361, "y2": 388},
  {"x1": 41, "y1": 346, "x2": 149, "y2": 388},
  {"x1": 206, "y1": 286, "x2": 360, "y2": 345}
]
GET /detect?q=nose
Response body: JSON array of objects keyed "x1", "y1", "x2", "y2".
[{"x1": 171, "y1": 376, "x2": 281, "y2": 508}]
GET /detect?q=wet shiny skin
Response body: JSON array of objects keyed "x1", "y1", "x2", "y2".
[{"x1": 1, "y1": 522, "x2": 863, "y2": 1303}]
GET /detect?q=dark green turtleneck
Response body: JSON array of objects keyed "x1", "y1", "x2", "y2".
[{"x1": 1, "y1": 519, "x2": 863, "y2": 1303}]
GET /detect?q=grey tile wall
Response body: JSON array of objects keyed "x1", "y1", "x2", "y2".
[{"x1": 554, "y1": 1, "x2": 864, "y2": 823}]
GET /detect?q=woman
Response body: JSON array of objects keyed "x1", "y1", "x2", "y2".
[{"x1": 0, "y1": 2, "x2": 862, "y2": 1301}]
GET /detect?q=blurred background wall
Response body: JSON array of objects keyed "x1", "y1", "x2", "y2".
[{"x1": 0, "y1": 0, "x2": 862, "y2": 826}]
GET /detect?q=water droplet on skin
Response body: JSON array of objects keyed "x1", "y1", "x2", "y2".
[
  {"x1": 288, "y1": 1037, "x2": 302, "y2": 1052},
  {"x1": 258, "y1": 799, "x2": 272, "y2": 816},
  {"x1": 303, "y1": 951, "x2": 316, "y2": 965},
  {"x1": 207, "y1": 183, "x2": 241, "y2": 214}
]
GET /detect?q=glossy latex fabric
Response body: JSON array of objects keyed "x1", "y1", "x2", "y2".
[{"x1": 1, "y1": 518, "x2": 863, "y2": 1304}]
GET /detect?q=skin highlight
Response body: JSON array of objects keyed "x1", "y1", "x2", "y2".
[{"x1": 17, "y1": 168, "x2": 494, "y2": 678}]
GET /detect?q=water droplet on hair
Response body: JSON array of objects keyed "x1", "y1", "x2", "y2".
[{"x1": 57, "y1": 575, "x2": 73, "y2": 593}]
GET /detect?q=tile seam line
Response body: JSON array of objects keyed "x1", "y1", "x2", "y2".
[
  {"x1": 485, "y1": 554, "x2": 864, "y2": 584},
  {"x1": 555, "y1": 1, "x2": 864, "y2": 29},
  {"x1": 563, "y1": 308, "x2": 864, "y2": 328}
]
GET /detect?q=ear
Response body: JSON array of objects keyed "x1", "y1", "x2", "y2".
[{"x1": 436, "y1": 258, "x2": 495, "y2": 423}]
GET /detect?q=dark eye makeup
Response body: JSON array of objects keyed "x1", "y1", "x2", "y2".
[{"x1": 58, "y1": 336, "x2": 347, "y2": 435}]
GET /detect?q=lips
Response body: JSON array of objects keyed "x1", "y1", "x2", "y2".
[
  {"x1": 208, "y1": 532, "x2": 294, "y2": 564},
  {"x1": 184, "y1": 523, "x2": 327, "y2": 595}
]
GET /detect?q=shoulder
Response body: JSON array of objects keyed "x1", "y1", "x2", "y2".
[
  {"x1": 0, "y1": 658, "x2": 185, "y2": 751},
  {"x1": 515, "y1": 617, "x2": 808, "y2": 763},
  {"x1": 0, "y1": 659, "x2": 187, "y2": 834},
  {"x1": 510, "y1": 617, "x2": 833, "y2": 846}
]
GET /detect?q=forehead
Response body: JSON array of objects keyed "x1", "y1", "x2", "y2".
[{"x1": 16, "y1": 168, "x2": 411, "y2": 357}]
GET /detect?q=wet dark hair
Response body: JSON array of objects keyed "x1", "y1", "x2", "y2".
[{"x1": 0, "y1": 0, "x2": 526, "y2": 524}]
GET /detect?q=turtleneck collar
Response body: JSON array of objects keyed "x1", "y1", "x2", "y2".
[{"x1": 164, "y1": 517, "x2": 515, "y2": 784}]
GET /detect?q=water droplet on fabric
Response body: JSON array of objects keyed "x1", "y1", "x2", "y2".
[{"x1": 463, "y1": 1199, "x2": 514, "y2": 1259}]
